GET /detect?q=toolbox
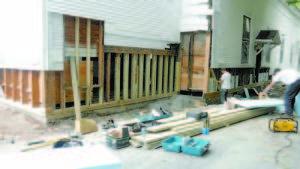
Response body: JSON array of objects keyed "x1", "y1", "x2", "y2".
[
  {"x1": 106, "y1": 136, "x2": 130, "y2": 150},
  {"x1": 182, "y1": 138, "x2": 210, "y2": 156},
  {"x1": 162, "y1": 136, "x2": 183, "y2": 153},
  {"x1": 269, "y1": 117, "x2": 298, "y2": 133}
]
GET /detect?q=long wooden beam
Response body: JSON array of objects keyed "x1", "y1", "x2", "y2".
[
  {"x1": 158, "y1": 56, "x2": 163, "y2": 95},
  {"x1": 151, "y1": 55, "x2": 157, "y2": 96},
  {"x1": 86, "y1": 19, "x2": 91, "y2": 106},
  {"x1": 123, "y1": 53, "x2": 129, "y2": 100},
  {"x1": 131, "y1": 54, "x2": 138, "y2": 99},
  {"x1": 145, "y1": 54, "x2": 151, "y2": 97},
  {"x1": 104, "y1": 46, "x2": 172, "y2": 56},
  {"x1": 98, "y1": 21, "x2": 104, "y2": 104},
  {"x1": 32, "y1": 71, "x2": 40, "y2": 107},
  {"x1": 114, "y1": 53, "x2": 121, "y2": 101},
  {"x1": 169, "y1": 56, "x2": 174, "y2": 93},
  {"x1": 139, "y1": 54, "x2": 144, "y2": 98},
  {"x1": 106, "y1": 53, "x2": 111, "y2": 101},
  {"x1": 163, "y1": 55, "x2": 169, "y2": 94}
]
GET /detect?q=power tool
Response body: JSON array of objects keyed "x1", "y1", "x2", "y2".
[{"x1": 269, "y1": 117, "x2": 298, "y2": 133}]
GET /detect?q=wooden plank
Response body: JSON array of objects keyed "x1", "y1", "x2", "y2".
[
  {"x1": 114, "y1": 53, "x2": 121, "y2": 101},
  {"x1": 203, "y1": 34, "x2": 211, "y2": 93},
  {"x1": 22, "y1": 71, "x2": 29, "y2": 104},
  {"x1": 175, "y1": 62, "x2": 181, "y2": 92},
  {"x1": 158, "y1": 55, "x2": 163, "y2": 95},
  {"x1": 4, "y1": 70, "x2": 11, "y2": 99},
  {"x1": 244, "y1": 88, "x2": 250, "y2": 99},
  {"x1": 32, "y1": 71, "x2": 40, "y2": 107},
  {"x1": 123, "y1": 53, "x2": 129, "y2": 100},
  {"x1": 86, "y1": 19, "x2": 91, "y2": 106},
  {"x1": 99, "y1": 21, "x2": 104, "y2": 104},
  {"x1": 39, "y1": 71, "x2": 45, "y2": 107},
  {"x1": 145, "y1": 54, "x2": 151, "y2": 97},
  {"x1": 151, "y1": 55, "x2": 157, "y2": 96},
  {"x1": 60, "y1": 72, "x2": 65, "y2": 109},
  {"x1": 75, "y1": 17, "x2": 80, "y2": 106},
  {"x1": 164, "y1": 55, "x2": 169, "y2": 94},
  {"x1": 106, "y1": 53, "x2": 111, "y2": 101},
  {"x1": 169, "y1": 56, "x2": 174, "y2": 93},
  {"x1": 70, "y1": 57, "x2": 82, "y2": 134},
  {"x1": 104, "y1": 46, "x2": 172, "y2": 56},
  {"x1": 146, "y1": 119, "x2": 196, "y2": 133},
  {"x1": 131, "y1": 54, "x2": 138, "y2": 99},
  {"x1": 138, "y1": 54, "x2": 144, "y2": 98},
  {"x1": 12, "y1": 70, "x2": 19, "y2": 101},
  {"x1": 18, "y1": 71, "x2": 22, "y2": 101}
]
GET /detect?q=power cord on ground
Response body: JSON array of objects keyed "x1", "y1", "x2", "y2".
[{"x1": 274, "y1": 133, "x2": 293, "y2": 164}]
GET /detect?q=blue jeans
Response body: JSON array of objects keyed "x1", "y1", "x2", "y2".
[
  {"x1": 221, "y1": 89, "x2": 228, "y2": 104},
  {"x1": 284, "y1": 79, "x2": 300, "y2": 116}
]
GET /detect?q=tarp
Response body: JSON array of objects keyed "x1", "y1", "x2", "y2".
[{"x1": 228, "y1": 97, "x2": 284, "y2": 109}]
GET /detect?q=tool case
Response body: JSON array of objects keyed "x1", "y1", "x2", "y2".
[
  {"x1": 182, "y1": 138, "x2": 210, "y2": 156},
  {"x1": 269, "y1": 117, "x2": 298, "y2": 133},
  {"x1": 162, "y1": 136, "x2": 183, "y2": 153},
  {"x1": 106, "y1": 136, "x2": 130, "y2": 149}
]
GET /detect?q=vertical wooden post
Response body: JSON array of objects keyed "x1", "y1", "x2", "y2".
[
  {"x1": 151, "y1": 55, "x2": 157, "y2": 96},
  {"x1": 123, "y1": 53, "x2": 129, "y2": 100},
  {"x1": 164, "y1": 56, "x2": 169, "y2": 94},
  {"x1": 99, "y1": 21, "x2": 104, "y2": 104},
  {"x1": 106, "y1": 53, "x2": 111, "y2": 102},
  {"x1": 60, "y1": 72, "x2": 65, "y2": 109},
  {"x1": 158, "y1": 55, "x2": 163, "y2": 95},
  {"x1": 12, "y1": 70, "x2": 19, "y2": 101},
  {"x1": 32, "y1": 71, "x2": 40, "y2": 107},
  {"x1": 169, "y1": 56, "x2": 174, "y2": 93},
  {"x1": 70, "y1": 57, "x2": 81, "y2": 135},
  {"x1": 131, "y1": 54, "x2": 138, "y2": 99},
  {"x1": 175, "y1": 62, "x2": 181, "y2": 92},
  {"x1": 86, "y1": 19, "x2": 91, "y2": 105},
  {"x1": 114, "y1": 53, "x2": 121, "y2": 101},
  {"x1": 145, "y1": 54, "x2": 151, "y2": 97},
  {"x1": 139, "y1": 54, "x2": 144, "y2": 98},
  {"x1": 203, "y1": 35, "x2": 211, "y2": 93},
  {"x1": 75, "y1": 17, "x2": 80, "y2": 105},
  {"x1": 22, "y1": 71, "x2": 29, "y2": 104},
  {"x1": 39, "y1": 71, "x2": 45, "y2": 107},
  {"x1": 18, "y1": 70, "x2": 22, "y2": 101},
  {"x1": 5, "y1": 70, "x2": 12, "y2": 99}
]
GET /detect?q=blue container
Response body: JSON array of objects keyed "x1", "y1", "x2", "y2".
[
  {"x1": 182, "y1": 139, "x2": 210, "y2": 156},
  {"x1": 294, "y1": 93, "x2": 300, "y2": 117},
  {"x1": 162, "y1": 136, "x2": 183, "y2": 153},
  {"x1": 202, "y1": 128, "x2": 210, "y2": 135}
]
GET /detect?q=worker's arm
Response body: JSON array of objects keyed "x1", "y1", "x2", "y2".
[{"x1": 262, "y1": 81, "x2": 275, "y2": 96}]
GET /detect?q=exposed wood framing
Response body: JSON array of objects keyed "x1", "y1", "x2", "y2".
[
  {"x1": 106, "y1": 53, "x2": 111, "y2": 101},
  {"x1": 164, "y1": 55, "x2": 169, "y2": 94},
  {"x1": 12, "y1": 70, "x2": 19, "y2": 101},
  {"x1": 169, "y1": 56, "x2": 174, "y2": 93},
  {"x1": 70, "y1": 57, "x2": 81, "y2": 134},
  {"x1": 75, "y1": 17, "x2": 80, "y2": 105},
  {"x1": 115, "y1": 53, "x2": 121, "y2": 101},
  {"x1": 131, "y1": 54, "x2": 138, "y2": 99},
  {"x1": 145, "y1": 54, "x2": 151, "y2": 97},
  {"x1": 98, "y1": 21, "x2": 104, "y2": 104},
  {"x1": 39, "y1": 72, "x2": 45, "y2": 107},
  {"x1": 60, "y1": 72, "x2": 65, "y2": 109},
  {"x1": 139, "y1": 54, "x2": 144, "y2": 98},
  {"x1": 104, "y1": 46, "x2": 172, "y2": 55},
  {"x1": 32, "y1": 71, "x2": 40, "y2": 107},
  {"x1": 123, "y1": 53, "x2": 129, "y2": 100},
  {"x1": 151, "y1": 55, "x2": 157, "y2": 96},
  {"x1": 86, "y1": 19, "x2": 91, "y2": 106},
  {"x1": 18, "y1": 70, "x2": 22, "y2": 101},
  {"x1": 5, "y1": 70, "x2": 12, "y2": 99},
  {"x1": 158, "y1": 55, "x2": 163, "y2": 95},
  {"x1": 22, "y1": 71, "x2": 29, "y2": 104}
]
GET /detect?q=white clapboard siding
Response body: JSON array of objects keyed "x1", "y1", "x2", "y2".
[{"x1": 211, "y1": 0, "x2": 300, "y2": 69}]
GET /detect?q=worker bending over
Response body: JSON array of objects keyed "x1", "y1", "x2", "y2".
[
  {"x1": 219, "y1": 69, "x2": 231, "y2": 109},
  {"x1": 262, "y1": 68, "x2": 300, "y2": 118}
]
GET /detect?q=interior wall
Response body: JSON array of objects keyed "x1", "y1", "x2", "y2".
[{"x1": 211, "y1": 0, "x2": 300, "y2": 69}]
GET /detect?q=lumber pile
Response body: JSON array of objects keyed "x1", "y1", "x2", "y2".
[{"x1": 131, "y1": 107, "x2": 275, "y2": 150}]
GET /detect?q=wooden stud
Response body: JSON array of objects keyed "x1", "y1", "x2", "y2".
[
  {"x1": 123, "y1": 53, "x2": 129, "y2": 100},
  {"x1": 151, "y1": 55, "x2": 157, "y2": 96},
  {"x1": 99, "y1": 21, "x2": 104, "y2": 104},
  {"x1": 22, "y1": 71, "x2": 29, "y2": 104},
  {"x1": 5, "y1": 70, "x2": 12, "y2": 99},
  {"x1": 39, "y1": 71, "x2": 45, "y2": 107},
  {"x1": 0, "y1": 70, "x2": 4, "y2": 98},
  {"x1": 32, "y1": 71, "x2": 40, "y2": 107},
  {"x1": 164, "y1": 55, "x2": 169, "y2": 94},
  {"x1": 169, "y1": 56, "x2": 174, "y2": 93},
  {"x1": 158, "y1": 55, "x2": 163, "y2": 95},
  {"x1": 115, "y1": 53, "x2": 121, "y2": 101},
  {"x1": 18, "y1": 70, "x2": 22, "y2": 101},
  {"x1": 60, "y1": 72, "x2": 65, "y2": 109},
  {"x1": 131, "y1": 54, "x2": 138, "y2": 99},
  {"x1": 70, "y1": 57, "x2": 82, "y2": 135},
  {"x1": 12, "y1": 70, "x2": 19, "y2": 101},
  {"x1": 86, "y1": 19, "x2": 91, "y2": 105},
  {"x1": 203, "y1": 34, "x2": 211, "y2": 93},
  {"x1": 75, "y1": 17, "x2": 80, "y2": 105},
  {"x1": 106, "y1": 53, "x2": 111, "y2": 101},
  {"x1": 145, "y1": 54, "x2": 151, "y2": 97},
  {"x1": 139, "y1": 54, "x2": 144, "y2": 98},
  {"x1": 175, "y1": 62, "x2": 181, "y2": 92}
]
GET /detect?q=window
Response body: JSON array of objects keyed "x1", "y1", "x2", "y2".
[
  {"x1": 241, "y1": 16, "x2": 251, "y2": 64},
  {"x1": 280, "y1": 36, "x2": 285, "y2": 63}
]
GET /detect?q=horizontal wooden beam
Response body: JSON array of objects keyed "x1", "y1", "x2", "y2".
[{"x1": 104, "y1": 46, "x2": 172, "y2": 55}]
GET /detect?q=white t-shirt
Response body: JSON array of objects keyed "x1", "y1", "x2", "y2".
[
  {"x1": 221, "y1": 72, "x2": 231, "y2": 89},
  {"x1": 272, "y1": 69, "x2": 300, "y2": 85}
]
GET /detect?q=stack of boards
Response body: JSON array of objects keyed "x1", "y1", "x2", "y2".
[{"x1": 130, "y1": 107, "x2": 275, "y2": 150}]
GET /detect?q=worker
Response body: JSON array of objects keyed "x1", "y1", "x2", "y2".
[
  {"x1": 262, "y1": 68, "x2": 300, "y2": 118},
  {"x1": 218, "y1": 69, "x2": 231, "y2": 109}
]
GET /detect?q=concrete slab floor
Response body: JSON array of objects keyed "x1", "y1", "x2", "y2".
[{"x1": 111, "y1": 114, "x2": 300, "y2": 169}]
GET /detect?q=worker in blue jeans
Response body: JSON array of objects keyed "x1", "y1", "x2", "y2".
[
  {"x1": 262, "y1": 68, "x2": 300, "y2": 118},
  {"x1": 218, "y1": 69, "x2": 231, "y2": 109}
]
